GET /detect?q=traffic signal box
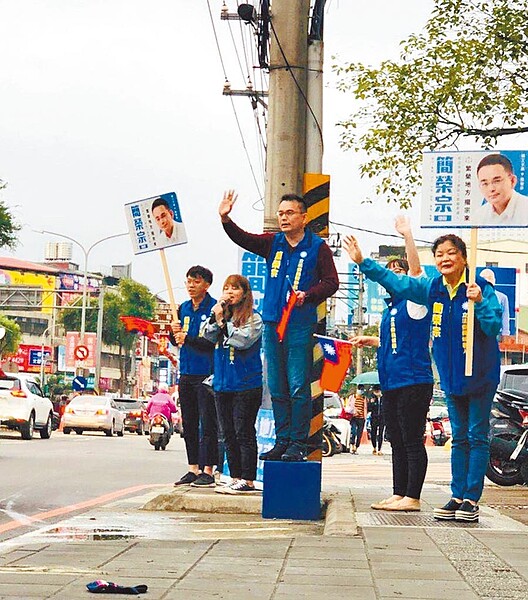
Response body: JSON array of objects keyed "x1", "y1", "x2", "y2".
[{"x1": 262, "y1": 461, "x2": 322, "y2": 520}]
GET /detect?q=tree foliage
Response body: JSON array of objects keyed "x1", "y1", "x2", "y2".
[
  {"x1": 0, "y1": 180, "x2": 21, "y2": 248},
  {"x1": 333, "y1": 0, "x2": 528, "y2": 207},
  {"x1": 0, "y1": 314, "x2": 22, "y2": 357},
  {"x1": 58, "y1": 279, "x2": 156, "y2": 391}
]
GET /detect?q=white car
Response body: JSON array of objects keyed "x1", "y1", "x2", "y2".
[
  {"x1": 62, "y1": 395, "x2": 125, "y2": 436},
  {"x1": 0, "y1": 372, "x2": 54, "y2": 439}
]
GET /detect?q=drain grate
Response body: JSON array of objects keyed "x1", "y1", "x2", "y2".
[{"x1": 357, "y1": 512, "x2": 493, "y2": 528}]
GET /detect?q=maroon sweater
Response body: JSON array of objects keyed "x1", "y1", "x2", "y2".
[{"x1": 222, "y1": 218, "x2": 339, "y2": 305}]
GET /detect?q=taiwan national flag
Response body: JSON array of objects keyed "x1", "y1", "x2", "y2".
[
  {"x1": 318, "y1": 336, "x2": 352, "y2": 393},
  {"x1": 276, "y1": 290, "x2": 298, "y2": 342}
]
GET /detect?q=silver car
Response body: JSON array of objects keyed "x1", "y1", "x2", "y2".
[{"x1": 62, "y1": 395, "x2": 125, "y2": 437}]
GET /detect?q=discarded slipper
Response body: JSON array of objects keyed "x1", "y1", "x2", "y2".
[{"x1": 87, "y1": 580, "x2": 148, "y2": 594}]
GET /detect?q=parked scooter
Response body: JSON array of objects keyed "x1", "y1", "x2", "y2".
[
  {"x1": 148, "y1": 413, "x2": 171, "y2": 451},
  {"x1": 429, "y1": 416, "x2": 449, "y2": 446},
  {"x1": 322, "y1": 417, "x2": 343, "y2": 457},
  {"x1": 487, "y1": 389, "x2": 528, "y2": 486}
]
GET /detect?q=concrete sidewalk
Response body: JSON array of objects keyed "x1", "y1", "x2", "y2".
[{"x1": 0, "y1": 458, "x2": 527, "y2": 599}]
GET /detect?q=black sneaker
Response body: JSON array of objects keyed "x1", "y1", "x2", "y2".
[
  {"x1": 281, "y1": 447, "x2": 307, "y2": 462},
  {"x1": 433, "y1": 499, "x2": 463, "y2": 520},
  {"x1": 174, "y1": 471, "x2": 198, "y2": 486},
  {"x1": 190, "y1": 473, "x2": 216, "y2": 488},
  {"x1": 259, "y1": 443, "x2": 288, "y2": 461},
  {"x1": 455, "y1": 501, "x2": 479, "y2": 522}
]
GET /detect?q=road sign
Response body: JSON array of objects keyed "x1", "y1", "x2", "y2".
[
  {"x1": 72, "y1": 376, "x2": 88, "y2": 391},
  {"x1": 74, "y1": 345, "x2": 89, "y2": 361}
]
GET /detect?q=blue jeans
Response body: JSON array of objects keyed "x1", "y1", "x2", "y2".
[
  {"x1": 446, "y1": 388, "x2": 495, "y2": 502},
  {"x1": 263, "y1": 321, "x2": 315, "y2": 451}
]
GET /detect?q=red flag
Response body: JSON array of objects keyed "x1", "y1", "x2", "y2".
[
  {"x1": 276, "y1": 290, "x2": 298, "y2": 342},
  {"x1": 319, "y1": 336, "x2": 352, "y2": 393},
  {"x1": 119, "y1": 316, "x2": 157, "y2": 339}
]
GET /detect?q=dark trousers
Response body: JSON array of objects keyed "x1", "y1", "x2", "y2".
[
  {"x1": 179, "y1": 375, "x2": 218, "y2": 467},
  {"x1": 215, "y1": 388, "x2": 262, "y2": 481},
  {"x1": 350, "y1": 417, "x2": 366, "y2": 448},
  {"x1": 370, "y1": 416, "x2": 385, "y2": 451},
  {"x1": 383, "y1": 383, "x2": 433, "y2": 499}
]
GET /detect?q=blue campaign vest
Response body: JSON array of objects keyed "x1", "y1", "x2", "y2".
[
  {"x1": 212, "y1": 317, "x2": 263, "y2": 393},
  {"x1": 178, "y1": 293, "x2": 216, "y2": 376},
  {"x1": 377, "y1": 296, "x2": 434, "y2": 392},
  {"x1": 263, "y1": 230, "x2": 324, "y2": 324},
  {"x1": 428, "y1": 274, "x2": 500, "y2": 396}
]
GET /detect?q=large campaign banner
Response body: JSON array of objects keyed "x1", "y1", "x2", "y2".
[
  {"x1": 124, "y1": 192, "x2": 188, "y2": 254},
  {"x1": 421, "y1": 150, "x2": 528, "y2": 228}
]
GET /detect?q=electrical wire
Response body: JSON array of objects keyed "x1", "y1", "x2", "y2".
[
  {"x1": 206, "y1": 0, "x2": 263, "y2": 199},
  {"x1": 330, "y1": 220, "x2": 528, "y2": 255},
  {"x1": 268, "y1": 18, "x2": 324, "y2": 148}
]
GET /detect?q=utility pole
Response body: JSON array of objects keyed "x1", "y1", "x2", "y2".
[
  {"x1": 263, "y1": 0, "x2": 310, "y2": 231},
  {"x1": 356, "y1": 272, "x2": 364, "y2": 375}
]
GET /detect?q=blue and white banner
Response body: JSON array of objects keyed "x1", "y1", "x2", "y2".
[
  {"x1": 421, "y1": 150, "x2": 528, "y2": 228},
  {"x1": 125, "y1": 192, "x2": 188, "y2": 254}
]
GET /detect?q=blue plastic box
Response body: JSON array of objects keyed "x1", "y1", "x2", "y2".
[{"x1": 262, "y1": 461, "x2": 322, "y2": 520}]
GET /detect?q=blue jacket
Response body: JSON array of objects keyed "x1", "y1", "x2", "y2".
[
  {"x1": 360, "y1": 258, "x2": 501, "y2": 396},
  {"x1": 378, "y1": 296, "x2": 433, "y2": 392},
  {"x1": 177, "y1": 293, "x2": 216, "y2": 376},
  {"x1": 201, "y1": 312, "x2": 263, "y2": 393},
  {"x1": 263, "y1": 230, "x2": 323, "y2": 324}
]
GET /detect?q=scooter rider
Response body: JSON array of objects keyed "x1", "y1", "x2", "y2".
[{"x1": 146, "y1": 383, "x2": 177, "y2": 435}]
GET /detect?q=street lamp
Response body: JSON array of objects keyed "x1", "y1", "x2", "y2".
[{"x1": 36, "y1": 230, "x2": 128, "y2": 344}]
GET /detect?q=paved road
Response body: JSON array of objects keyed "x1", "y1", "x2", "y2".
[{"x1": 0, "y1": 429, "x2": 187, "y2": 541}]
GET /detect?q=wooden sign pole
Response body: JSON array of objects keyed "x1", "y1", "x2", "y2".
[
  {"x1": 464, "y1": 227, "x2": 478, "y2": 376},
  {"x1": 159, "y1": 249, "x2": 179, "y2": 324}
]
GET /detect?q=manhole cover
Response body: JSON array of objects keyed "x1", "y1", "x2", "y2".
[{"x1": 357, "y1": 512, "x2": 493, "y2": 528}]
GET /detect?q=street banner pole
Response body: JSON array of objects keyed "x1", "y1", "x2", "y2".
[
  {"x1": 159, "y1": 248, "x2": 178, "y2": 324},
  {"x1": 465, "y1": 227, "x2": 478, "y2": 376}
]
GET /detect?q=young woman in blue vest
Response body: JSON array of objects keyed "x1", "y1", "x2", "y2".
[
  {"x1": 350, "y1": 217, "x2": 434, "y2": 512},
  {"x1": 201, "y1": 274, "x2": 263, "y2": 495},
  {"x1": 344, "y1": 233, "x2": 501, "y2": 523}
]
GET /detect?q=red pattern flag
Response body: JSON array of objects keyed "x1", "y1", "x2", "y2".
[
  {"x1": 318, "y1": 336, "x2": 353, "y2": 393},
  {"x1": 119, "y1": 316, "x2": 157, "y2": 339},
  {"x1": 276, "y1": 290, "x2": 298, "y2": 342}
]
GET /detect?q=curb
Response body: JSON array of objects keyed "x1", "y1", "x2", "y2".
[{"x1": 323, "y1": 491, "x2": 358, "y2": 536}]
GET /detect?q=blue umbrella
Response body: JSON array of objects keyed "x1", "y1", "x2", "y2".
[{"x1": 351, "y1": 371, "x2": 379, "y2": 385}]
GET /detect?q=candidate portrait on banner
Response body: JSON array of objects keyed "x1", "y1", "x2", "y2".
[
  {"x1": 124, "y1": 192, "x2": 188, "y2": 255},
  {"x1": 421, "y1": 150, "x2": 528, "y2": 228}
]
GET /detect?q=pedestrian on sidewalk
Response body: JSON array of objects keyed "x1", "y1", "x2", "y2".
[
  {"x1": 344, "y1": 230, "x2": 501, "y2": 523},
  {"x1": 348, "y1": 217, "x2": 433, "y2": 512},
  {"x1": 350, "y1": 387, "x2": 367, "y2": 454},
  {"x1": 219, "y1": 189, "x2": 338, "y2": 462},
  {"x1": 368, "y1": 385, "x2": 385, "y2": 455},
  {"x1": 171, "y1": 266, "x2": 218, "y2": 489},
  {"x1": 201, "y1": 274, "x2": 263, "y2": 495}
]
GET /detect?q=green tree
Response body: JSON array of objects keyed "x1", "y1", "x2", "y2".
[
  {"x1": 0, "y1": 180, "x2": 21, "y2": 248},
  {"x1": 0, "y1": 314, "x2": 22, "y2": 357},
  {"x1": 333, "y1": 0, "x2": 528, "y2": 207},
  {"x1": 60, "y1": 280, "x2": 156, "y2": 393}
]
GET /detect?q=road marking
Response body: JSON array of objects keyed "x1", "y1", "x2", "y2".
[{"x1": 0, "y1": 483, "x2": 168, "y2": 535}]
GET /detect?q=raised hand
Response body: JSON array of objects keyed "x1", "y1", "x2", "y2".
[
  {"x1": 342, "y1": 235, "x2": 364, "y2": 264},
  {"x1": 395, "y1": 214, "x2": 412, "y2": 237},
  {"x1": 219, "y1": 189, "x2": 238, "y2": 221}
]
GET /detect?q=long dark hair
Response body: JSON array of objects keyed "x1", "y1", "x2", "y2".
[{"x1": 222, "y1": 274, "x2": 254, "y2": 327}]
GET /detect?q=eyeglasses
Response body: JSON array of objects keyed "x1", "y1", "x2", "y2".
[{"x1": 276, "y1": 210, "x2": 303, "y2": 218}]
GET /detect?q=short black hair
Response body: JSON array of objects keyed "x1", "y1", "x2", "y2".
[
  {"x1": 186, "y1": 265, "x2": 213, "y2": 284},
  {"x1": 431, "y1": 234, "x2": 467, "y2": 260},
  {"x1": 152, "y1": 197, "x2": 171, "y2": 212},
  {"x1": 477, "y1": 154, "x2": 514, "y2": 176},
  {"x1": 280, "y1": 193, "x2": 307, "y2": 213}
]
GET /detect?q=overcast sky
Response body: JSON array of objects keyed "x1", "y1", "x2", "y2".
[{"x1": 1, "y1": 0, "x2": 437, "y2": 310}]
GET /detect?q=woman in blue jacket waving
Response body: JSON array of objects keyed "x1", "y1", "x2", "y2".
[
  {"x1": 201, "y1": 274, "x2": 263, "y2": 495},
  {"x1": 344, "y1": 233, "x2": 501, "y2": 523}
]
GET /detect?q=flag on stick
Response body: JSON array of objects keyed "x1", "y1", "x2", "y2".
[
  {"x1": 276, "y1": 290, "x2": 298, "y2": 342},
  {"x1": 316, "y1": 335, "x2": 353, "y2": 393}
]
